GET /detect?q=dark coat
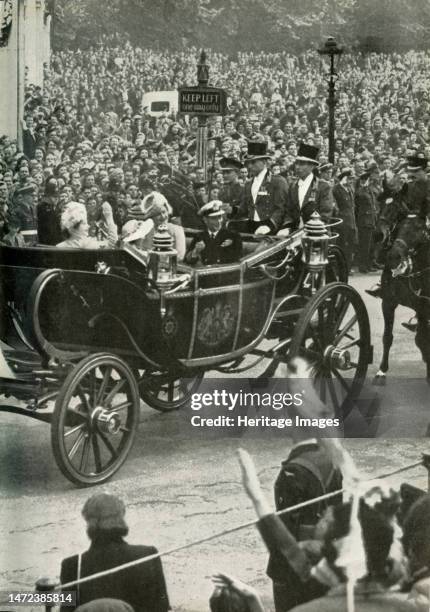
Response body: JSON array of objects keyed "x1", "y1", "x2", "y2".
[
  {"x1": 333, "y1": 183, "x2": 356, "y2": 230},
  {"x1": 184, "y1": 227, "x2": 242, "y2": 265},
  {"x1": 60, "y1": 537, "x2": 170, "y2": 612},
  {"x1": 286, "y1": 176, "x2": 334, "y2": 230},
  {"x1": 258, "y1": 513, "x2": 326, "y2": 610},
  {"x1": 355, "y1": 183, "x2": 378, "y2": 228},
  {"x1": 405, "y1": 177, "x2": 430, "y2": 218},
  {"x1": 238, "y1": 170, "x2": 289, "y2": 231},
  {"x1": 22, "y1": 128, "x2": 37, "y2": 159},
  {"x1": 37, "y1": 197, "x2": 63, "y2": 245},
  {"x1": 219, "y1": 181, "x2": 244, "y2": 217},
  {"x1": 9, "y1": 185, "x2": 38, "y2": 232},
  {"x1": 267, "y1": 441, "x2": 343, "y2": 582}
]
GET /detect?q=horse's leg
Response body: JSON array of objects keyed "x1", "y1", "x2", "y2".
[
  {"x1": 373, "y1": 297, "x2": 396, "y2": 386},
  {"x1": 415, "y1": 313, "x2": 430, "y2": 383},
  {"x1": 415, "y1": 313, "x2": 430, "y2": 436}
]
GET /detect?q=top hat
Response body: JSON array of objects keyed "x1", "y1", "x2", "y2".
[
  {"x1": 296, "y1": 143, "x2": 320, "y2": 164},
  {"x1": 407, "y1": 152, "x2": 428, "y2": 171},
  {"x1": 243, "y1": 141, "x2": 271, "y2": 161},
  {"x1": 219, "y1": 157, "x2": 243, "y2": 172}
]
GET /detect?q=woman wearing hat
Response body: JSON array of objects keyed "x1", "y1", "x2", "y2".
[
  {"x1": 56, "y1": 201, "x2": 118, "y2": 249},
  {"x1": 129, "y1": 191, "x2": 186, "y2": 260},
  {"x1": 60, "y1": 493, "x2": 170, "y2": 612}
]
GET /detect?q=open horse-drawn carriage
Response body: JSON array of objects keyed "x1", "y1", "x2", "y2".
[{"x1": 0, "y1": 214, "x2": 372, "y2": 485}]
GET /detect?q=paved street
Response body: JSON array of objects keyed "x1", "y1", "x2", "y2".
[{"x1": 0, "y1": 271, "x2": 429, "y2": 612}]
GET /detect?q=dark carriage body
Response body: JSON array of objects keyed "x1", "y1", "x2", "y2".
[
  {"x1": 0, "y1": 234, "x2": 301, "y2": 373},
  {"x1": 0, "y1": 220, "x2": 368, "y2": 486}
]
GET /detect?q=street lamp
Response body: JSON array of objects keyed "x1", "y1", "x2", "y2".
[
  {"x1": 196, "y1": 49, "x2": 209, "y2": 180},
  {"x1": 197, "y1": 49, "x2": 209, "y2": 87},
  {"x1": 318, "y1": 36, "x2": 343, "y2": 164}
]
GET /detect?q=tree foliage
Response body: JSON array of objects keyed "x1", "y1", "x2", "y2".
[{"x1": 52, "y1": 0, "x2": 430, "y2": 52}]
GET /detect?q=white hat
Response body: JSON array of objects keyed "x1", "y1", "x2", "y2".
[
  {"x1": 140, "y1": 191, "x2": 172, "y2": 219},
  {"x1": 121, "y1": 219, "x2": 153, "y2": 243},
  {"x1": 198, "y1": 200, "x2": 225, "y2": 218},
  {"x1": 60, "y1": 202, "x2": 87, "y2": 232}
]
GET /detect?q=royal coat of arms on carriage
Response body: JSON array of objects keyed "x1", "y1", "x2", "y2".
[{"x1": 197, "y1": 300, "x2": 236, "y2": 347}]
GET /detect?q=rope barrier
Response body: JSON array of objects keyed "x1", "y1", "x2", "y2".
[{"x1": 58, "y1": 457, "x2": 426, "y2": 591}]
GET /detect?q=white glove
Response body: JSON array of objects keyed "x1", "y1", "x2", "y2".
[
  {"x1": 276, "y1": 227, "x2": 290, "y2": 237},
  {"x1": 254, "y1": 225, "x2": 271, "y2": 236}
]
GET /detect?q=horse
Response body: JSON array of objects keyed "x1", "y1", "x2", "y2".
[{"x1": 372, "y1": 211, "x2": 430, "y2": 385}]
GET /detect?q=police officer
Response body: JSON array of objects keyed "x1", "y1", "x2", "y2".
[
  {"x1": 268, "y1": 436, "x2": 343, "y2": 611},
  {"x1": 404, "y1": 152, "x2": 430, "y2": 218}
]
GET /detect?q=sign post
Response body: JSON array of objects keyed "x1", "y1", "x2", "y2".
[{"x1": 178, "y1": 50, "x2": 226, "y2": 182}]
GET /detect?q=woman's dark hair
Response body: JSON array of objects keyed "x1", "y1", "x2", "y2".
[
  {"x1": 87, "y1": 526, "x2": 129, "y2": 541},
  {"x1": 209, "y1": 587, "x2": 250, "y2": 612}
]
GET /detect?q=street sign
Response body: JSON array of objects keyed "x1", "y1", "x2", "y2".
[{"x1": 178, "y1": 86, "x2": 227, "y2": 116}]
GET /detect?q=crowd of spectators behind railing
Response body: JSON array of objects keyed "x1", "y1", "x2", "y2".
[{"x1": 1, "y1": 38, "x2": 430, "y2": 268}]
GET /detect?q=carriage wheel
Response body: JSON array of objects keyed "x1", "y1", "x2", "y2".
[
  {"x1": 327, "y1": 245, "x2": 349, "y2": 284},
  {"x1": 138, "y1": 370, "x2": 204, "y2": 412},
  {"x1": 289, "y1": 283, "x2": 371, "y2": 416},
  {"x1": 51, "y1": 353, "x2": 140, "y2": 486}
]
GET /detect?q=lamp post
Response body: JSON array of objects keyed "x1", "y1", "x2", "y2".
[
  {"x1": 196, "y1": 49, "x2": 209, "y2": 181},
  {"x1": 318, "y1": 37, "x2": 343, "y2": 164}
]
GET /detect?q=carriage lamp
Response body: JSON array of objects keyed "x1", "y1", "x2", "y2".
[
  {"x1": 148, "y1": 224, "x2": 178, "y2": 288},
  {"x1": 302, "y1": 212, "x2": 330, "y2": 271}
]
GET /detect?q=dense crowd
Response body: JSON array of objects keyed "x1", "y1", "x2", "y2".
[
  {"x1": 1, "y1": 39, "x2": 430, "y2": 611},
  {"x1": 1, "y1": 40, "x2": 430, "y2": 262}
]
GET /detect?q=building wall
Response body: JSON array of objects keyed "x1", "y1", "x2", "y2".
[
  {"x1": 24, "y1": 0, "x2": 51, "y2": 88},
  {"x1": 0, "y1": 0, "x2": 51, "y2": 141},
  {"x1": 0, "y1": 0, "x2": 24, "y2": 140}
]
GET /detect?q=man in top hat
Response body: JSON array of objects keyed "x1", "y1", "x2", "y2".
[
  {"x1": 236, "y1": 141, "x2": 289, "y2": 235},
  {"x1": 218, "y1": 156, "x2": 244, "y2": 218},
  {"x1": 185, "y1": 200, "x2": 242, "y2": 265},
  {"x1": 60, "y1": 493, "x2": 170, "y2": 612},
  {"x1": 333, "y1": 168, "x2": 357, "y2": 274},
  {"x1": 284, "y1": 143, "x2": 334, "y2": 232},
  {"x1": 404, "y1": 152, "x2": 430, "y2": 219}
]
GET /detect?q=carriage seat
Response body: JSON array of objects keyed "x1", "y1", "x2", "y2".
[{"x1": 0, "y1": 243, "x2": 146, "y2": 275}]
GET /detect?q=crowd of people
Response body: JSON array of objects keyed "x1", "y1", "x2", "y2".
[
  {"x1": 1, "y1": 40, "x2": 430, "y2": 273},
  {"x1": 57, "y1": 360, "x2": 430, "y2": 612},
  {"x1": 1, "y1": 35, "x2": 429, "y2": 612}
]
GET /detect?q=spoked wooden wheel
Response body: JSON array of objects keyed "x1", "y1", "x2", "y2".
[
  {"x1": 138, "y1": 370, "x2": 204, "y2": 412},
  {"x1": 289, "y1": 283, "x2": 371, "y2": 416},
  {"x1": 51, "y1": 353, "x2": 140, "y2": 486}
]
